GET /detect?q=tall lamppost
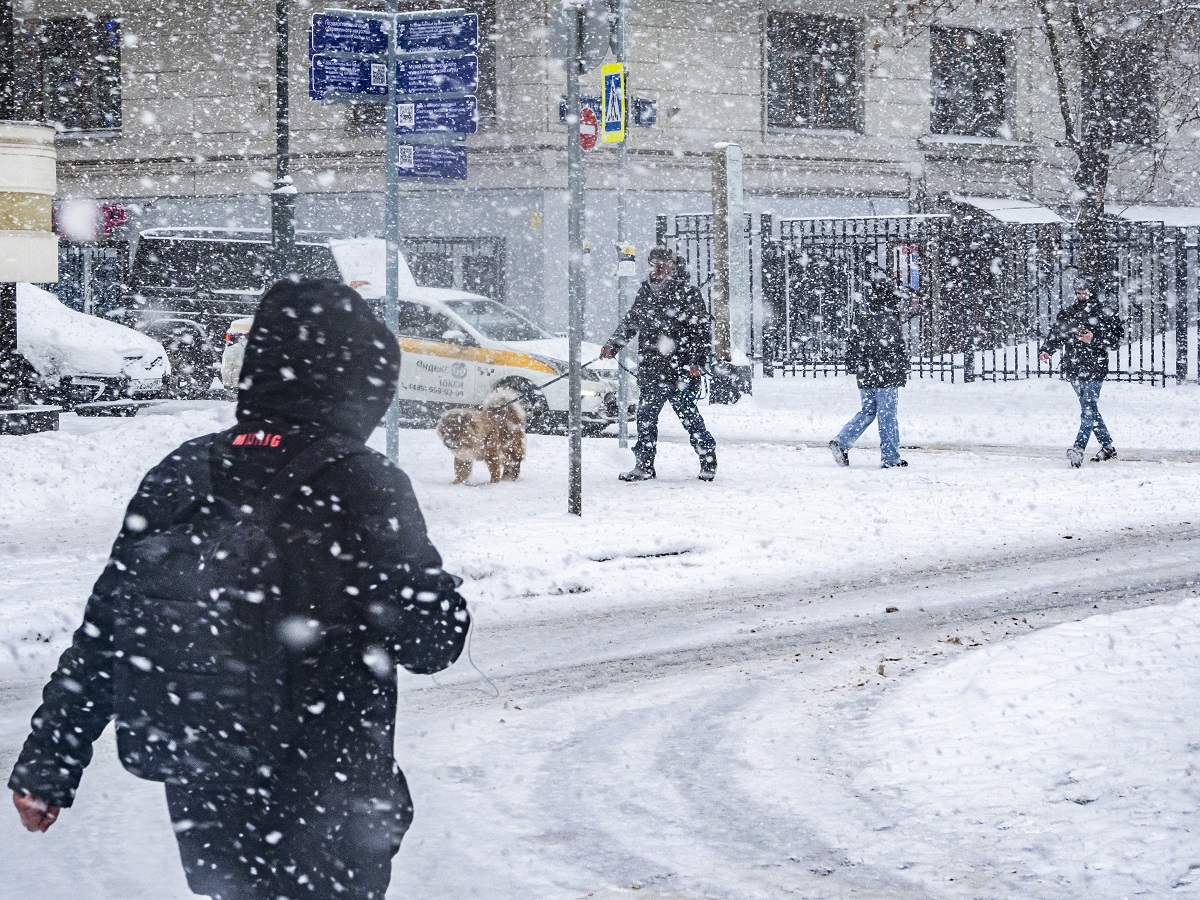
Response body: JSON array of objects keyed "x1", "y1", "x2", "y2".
[{"x1": 271, "y1": 0, "x2": 296, "y2": 276}]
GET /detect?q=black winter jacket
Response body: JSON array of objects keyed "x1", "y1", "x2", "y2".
[
  {"x1": 1039, "y1": 297, "x2": 1124, "y2": 381},
  {"x1": 603, "y1": 272, "x2": 712, "y2": 386},
  {"x1": 9, "y1": 280, "x2": 468, "y2": 892},
  {"x1": 845, "y1": 281, "x2": 910, "y2": 389}
]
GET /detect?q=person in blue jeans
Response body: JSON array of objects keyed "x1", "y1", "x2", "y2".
[
  {"x1": 1038, "y1": 277, "x2": 1124, "y2": 467},
  {"x1": 829, "y1": 267, "x2": 910, "y2": 469}
]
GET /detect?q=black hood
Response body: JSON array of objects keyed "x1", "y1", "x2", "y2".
[{"x1": 236, "y1": 279, "x2": 399, "y2": 440}]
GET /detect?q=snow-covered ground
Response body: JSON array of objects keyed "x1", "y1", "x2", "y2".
[{"x1": 2, "y1": 375, "x2": 1200, "y2": 897}]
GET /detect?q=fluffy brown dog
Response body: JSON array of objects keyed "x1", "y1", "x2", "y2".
[{"x1": 435, "y1": 387, "x2": 527, "y2": 484}]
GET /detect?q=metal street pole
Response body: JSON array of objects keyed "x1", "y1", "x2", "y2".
[
  {"x1": 271, "y1": 0, "x2": 297, "y2": 276},
  {"x1": 0, "y1": 0, "x2": 14, "y2": 119},
  {"x1": 384, "y1": 0, "x2": 401, "y2": 463},
  {"x1": 566, "y1": 4, "x2": 585, "y2": 515},
  {"x1": 614, "y1": 0, "x2": 632, "y2": 448},
  {"x1": 1, "y1": 2, "x2": 21, "y2": 413}
]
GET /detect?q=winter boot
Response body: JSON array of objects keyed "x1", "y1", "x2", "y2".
[
  {"x1": 698, "y1": 452, "x2": 717, "y2": 482},
  {"x1": 1091, "y1": 445, "x2": 1117, "y2": 462},
  {"x1": 829, "y1": 440, "x2": 849, "y2": 467},
  {"x1": 1067, "y1": 447, "x2": 1084, "y2": 468},
  {"x1": 880, "y1": 459, "x2": 909, "y2": 469},
  {"x1": 619, "y1": 464, "x2": 656, "y2": 482}
]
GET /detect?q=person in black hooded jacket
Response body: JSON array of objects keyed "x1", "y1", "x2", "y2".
[
  {"x1": 600, "y1": 247, "x2": 717, "y2": 481},
  {"x1": 829, "y1": 268, "x2": 911, "y2": 469},
  {"x1": 1038, "y1": 277, "x2": 1124, "y2": 467},
  {"x1": 9, "y1": 278, "x2": 470, "y2": 900}
]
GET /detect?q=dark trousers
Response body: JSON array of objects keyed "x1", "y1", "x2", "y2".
[
  {"x1": 634, "y1": 377, "x2": 716, "y2": 468},
  {"x1": 1070, "y1": 380, "x2": 1114, "y2": 449}
]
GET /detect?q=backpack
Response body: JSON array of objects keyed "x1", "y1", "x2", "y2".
[{"x1": 112, "y1": 434, "x2": 364, "y2": 787}]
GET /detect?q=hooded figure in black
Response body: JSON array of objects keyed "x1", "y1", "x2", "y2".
[
  {"x1": 9, "y1": 279, "x2": 470, "y2": 899},
  {"x1": 600, "y1": 247, "x2": 717, "y2": 481},
  {"x1": 1038, "y1": 278, "x2": 1124, "y2": 466},
  {"x1": 829, "y1": 267, "x2": 912, "y2": 469}
]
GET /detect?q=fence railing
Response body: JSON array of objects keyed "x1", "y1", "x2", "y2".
[{"x1": 658, "y1": 211, "x2": 1200, "y2": 386}]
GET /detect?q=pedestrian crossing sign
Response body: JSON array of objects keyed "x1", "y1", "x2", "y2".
[{"x1": 601, "y1": 62, "x2": 626, "y2": 143}]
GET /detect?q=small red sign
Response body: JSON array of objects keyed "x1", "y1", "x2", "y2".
[{"x1": 579, "y1": 107, "x2": 598, "y2": 151}]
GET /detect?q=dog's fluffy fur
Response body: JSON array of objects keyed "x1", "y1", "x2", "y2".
[{"x1": 435, "y1": 387, "x2": 527, "y2": 484}]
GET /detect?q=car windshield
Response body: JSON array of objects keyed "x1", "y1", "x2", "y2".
[{"x1": 444, "y1": 299, "x2": 549, "y2": 342}]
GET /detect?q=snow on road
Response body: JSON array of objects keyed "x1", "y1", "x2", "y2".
[{"x1": 2, "y1": 377, "x2": 1200, "y2": 897}]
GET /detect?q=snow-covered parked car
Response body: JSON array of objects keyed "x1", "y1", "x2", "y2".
[{"x1": 17, "y1": 283, "x2": 171, "y2": 413}]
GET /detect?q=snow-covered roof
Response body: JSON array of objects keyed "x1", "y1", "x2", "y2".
[
  {"x1": 1105, "y1": 204, "x2": 1200, "y2": 227},
  {"x1": 951, "y1": 196, "x2": 1066, "y2": 225}
]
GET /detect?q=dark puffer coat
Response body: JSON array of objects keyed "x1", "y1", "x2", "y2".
[
  {"x1": 1039, "y1": 296, "x2": 1124, "y2": 381},
  {"x1": 602, "y1": 271, "x2": 712, "y2": 387},
  {"x1": 9, "y1": 279, "x2": 470, "y2": 900},
  {"x1": 845, "y1": 278, "x2": 909, "y2": 389}
]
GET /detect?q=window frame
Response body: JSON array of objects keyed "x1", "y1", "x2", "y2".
[
  {"x1": 1087, "y1": 38, "x2": 1159, "y2": 147},
  {"x1": 765, "y1": 11, "x2": 864, "y2": 134},
  {"x1": 15, "y1": 15, "x2": 122, "y2": 137},
  {"x1": 929, "y1": 25, "x2": 1010, "y2": 139}
]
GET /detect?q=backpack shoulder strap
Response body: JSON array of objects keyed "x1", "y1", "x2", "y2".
[{"x1": 236, "y1": 433, "x2": 369, "y2": 526}]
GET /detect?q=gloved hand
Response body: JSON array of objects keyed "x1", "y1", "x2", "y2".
[{"x1": 600, "y1": 346, "x2": 616, "y2": 360}]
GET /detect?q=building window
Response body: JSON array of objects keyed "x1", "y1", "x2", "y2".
[
  {"x1": 1090, "y1": 40, "x2": 1158, "y2": 145},
  {"x1": 766, "y1": 13, "x2": 861, "y2": 131},
  {"x1": 930, "y1": 27, "x2": 1006, "y2": 138},
  {"x1": 14, "y1": 16, "x2": 122, "y2": 133},
  {"x1": 347, "y1": 0, "x2": 496, "y2": 133}
]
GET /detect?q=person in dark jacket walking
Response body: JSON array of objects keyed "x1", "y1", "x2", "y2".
[
  {"x1": 1039, "y1": 277, "x2": 1124, "y2": 467},
  {"x1": 829, "y1": 267, "x2": 911, "y2": 469},
  {"x1": 600, "y1": 247, "x2": 717, "y2": 481},
  {"x1": 9, "y1": 279, "x2": 470, "y2": 900}
]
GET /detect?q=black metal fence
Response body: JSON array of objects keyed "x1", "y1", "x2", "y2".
[{"x1": 658, "y1": 210, "x2": 1199, "y2": 386}]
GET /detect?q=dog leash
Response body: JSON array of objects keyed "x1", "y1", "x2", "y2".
[{"x1": 495, "y1": 357, "x2": 604, "y2": 409}]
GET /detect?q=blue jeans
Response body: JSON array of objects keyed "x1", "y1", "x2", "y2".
[
  {"x1": 634, "y1": 379, "x2": 716, "y2": 468},
  {"x1": 835, "y1": 387, "x2": 901, "y2": 466},
  {"x1": 1071, "y1": 380, "x2": 1113, "y2": 449}
]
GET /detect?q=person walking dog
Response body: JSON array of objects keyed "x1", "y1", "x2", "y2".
[
  {"x1": 10, "y1": 279, "x2": 471, "y2": 900},
  {"x1": 1038, "y1": 276, "x2": 1124, "y2": 467},
  {"x1": 600, "y1": 247, "x2": 718, "y2": 481},
  {"x1": 829, "y1": 265, "x2": 911, "y2": 469}
]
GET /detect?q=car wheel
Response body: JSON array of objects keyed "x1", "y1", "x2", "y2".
[
  {"x1": 502, "y1": 380, "x2": 551, "y2": 433},
  {"x1": 157, "y1": 331, "x2": 217, "y2": 399}
]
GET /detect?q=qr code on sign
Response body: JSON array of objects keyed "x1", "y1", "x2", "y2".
[
  {"x1": 397, "y1": 145, "x2": 415, "y2": 170},
  {"x1": 370, "y1": 63, "x2": 386, "y2": 88},
  {"x1": 396, "y1": 103, "x2": 416, "y2": 130}
]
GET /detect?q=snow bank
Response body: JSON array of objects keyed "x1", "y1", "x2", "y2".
[{"x1": 851, "y1": 599, "x2": 1200, "y2": 896}]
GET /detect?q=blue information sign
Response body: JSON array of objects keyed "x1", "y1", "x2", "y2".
[
  {"x1": 398, "y1": 143, "x2": 468, "y2": 180},
  {"x1": 396, "y1": 54, "x2": 478, "y2": 95},
  {"x1": 395, "y1": 13, "x2": 479, "y2": 54},
  {"x1": 395, "y1": 96, "x2": 478, "y2": 134},
  {"x1": 310, "y1": 13, "x2": 389, "y2": 57},
  {"x1": 309, "y1": 55, "x2": 388, "y2": 99}
]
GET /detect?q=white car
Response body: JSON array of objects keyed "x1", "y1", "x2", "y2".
[
  {"x1": 223, "y1": 287, "x2": 629, "y2": 433},
  {"x1": 17, "y1": 283, "x2": 171, "y2": 413}
]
